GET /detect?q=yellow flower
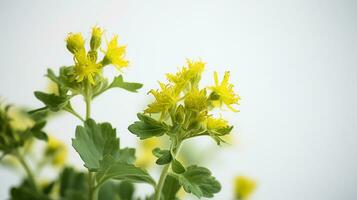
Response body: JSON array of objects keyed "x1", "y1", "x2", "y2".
[
  {"x1": 73, "y1": 51, "x2": 101, "y2": 84},
  {"x1": 234, "y1": 176, "x2": 256, "y2": 200},
  {"x1": 209, "y1": 71, "x2": 240, "y2": 112},
  {"x1": 90, "y1": 26, "x2": 103, "y2": 50},
  {"x1": 45, "y1": 136, "x2": 67, "y2": 167},
  {"x1": 166, "y1": 59, "x2": 205, "y2": 93},
  {"x1": 145, "y1": 83, "x2": 179, "y2": 118},
  {"x1": 184, "y1": 88, "x2": 208, "y2": 111},
  {"x1": 102, "y1": 35, "x2": 129, "y2": 70},
  {"x1": 65, "y1": 33, "x2": 85, "y2": 54},
  {"x1": 206, "y1": 117, "x2": 229, "y2": 131}
]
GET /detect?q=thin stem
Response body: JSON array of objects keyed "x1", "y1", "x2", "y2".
[
  {"x1": 154, "y1": 142, "x2": 182, "y2": 200},
  {"x1": 14, "y1": 150, "x2": 38, "y2": 191},
  {"x1": 84, "y1": 80, "x2": 95, "y2": 200},
  {"x1": 85, "y1": 97, "x2": 91, "y2": 120},
  {"x1": 64, "y1": 107, "x2": 85, "y2": 122}
]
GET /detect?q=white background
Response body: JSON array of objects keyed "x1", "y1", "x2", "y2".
[{"x1": 0, "y1": 0, "x2": 356, "y2": 199}]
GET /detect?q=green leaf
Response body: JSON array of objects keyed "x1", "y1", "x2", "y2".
[
  {"x1": 98, "y1": 181, "x2": 137, "y2": 200},
  {"x1": 173, "y1": 165, "x2": 221, "y2": 198},
  {"x1": 29, "y1": 121, "x2": 48, "y2": 141},
  {"x1": 96, "y1": 155, "x2": 156, "y2": 187},
  {"x1": 10, "y1": 179, "x2": 50, "y2": 200},
  {"x1": 109, "y1": 75, "x2": 143, "y2": 92},
  {"x1": 152, "y1": 148, "x2": 172, "y2": 165},
  {"x1": 117, "y1": 147, "x2": 136, "y2": 164},
  {"x1": 128, "y1": 113, "x2": 168, "y2": 139},
  {"x1": 72, "y1": 119, "x2": 120, "y2": 171},
  {"x1": 47, "y1": 67, "x2": 81, "y2": 95},
  {"x1": 59, "y1": 167, "x2": 88, "y2": 198},
  {"x1": 161, "y1": 175, "x2": 181, "y2": 200},
  {"x1": 171, "y1": 159, "x2": 185, "y2": 174},
  {"x1": 34, "y1": 91, "x2": 69, "y2": 112},
  {"x1": 207, "y1": 126, "x2": 233, "y2": 145}
]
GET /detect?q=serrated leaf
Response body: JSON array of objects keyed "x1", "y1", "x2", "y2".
[
  {"x1": 34, "y1": 91, "x2": 69, "y2": 112},
  {"x1": 161, "y1": 175, "x2": 181, "y2": 200},
  {"x1": 171, "y1": 159, "x2": 185, "y2": 174},
  {"x1": 109, "y1": 75, "x2": 143, "y2": 92},
  {"x1": 72, "y1": 119, "x2": 120, "y2": 170},
  {"x1": 128, "y1": 113, "x2": 168, "y2": 139},
  {"x1": 173, "y1": 165, "x2": 221, "y2": 198},
  {"x1": 96, "y1": 155, "x2": 156, "y2": 187}
]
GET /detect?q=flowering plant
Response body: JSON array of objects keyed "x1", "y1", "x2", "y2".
[{"x1": 0, "y1": 27, "x2": 253, "y2": 200}]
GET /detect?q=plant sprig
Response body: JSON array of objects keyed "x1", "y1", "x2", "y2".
[{"x1": 129, "y1": 59, "x2": 240, "y2": 199}]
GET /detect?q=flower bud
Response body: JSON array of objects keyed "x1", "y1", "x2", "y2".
[
  {"x1": 188, "y1": 120, "x2": 201, "y2": 130},
  {"x1": 87, "y1": 50, "x2": 97, "y2": 63},
  {"x1": 208, "y1": 91, "x2": 220, "y2": 101},
  {"x1": 90, "y1": 26, "x2": 103, "y2": 50},
  {"x1": 66, "y1": 33, "x2": 85, "y2": 54},
  {"x1": 175, "y1": 105, "x2": 185, "y2": 124}
]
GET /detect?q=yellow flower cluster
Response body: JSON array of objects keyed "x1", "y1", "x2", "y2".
[
  {"x1": 65, "y1": 26, "x2": 128, "y2": 85},
  {"x1": 144, "y1": 59, "x2": 240, "y2": 141},
  {"x1": 234, "y1": 176, "x2": 256, "y2": 200}
]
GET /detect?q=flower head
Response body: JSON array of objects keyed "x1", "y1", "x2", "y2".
[
  {"x1": 145, "y1": 83, "x2": 179, "y2": 118},
  {"x1": 166, "y1": 59, "x2": 205, "y2": 93},
  {"x1": 206, "y1": 117, "x2": 229, "y2": 131},
  {"x1": 102, "y1": 35, "x2": 129, "y2": 70},
  {"x1": 234, "y1": 176, "x2": 256, "y2": 200},
  {"x1": 65, "y1": 33, "x2": 85, "y2": 54},
  {"x1": 209, "y1": 71, "x2": 240, "y2": 112},
  {"x1": 184, "y1": 88, "x2": 208, "y2": 112},
  {"x1": 73, "y1": 51, "x2": 101, "y2": 84}
]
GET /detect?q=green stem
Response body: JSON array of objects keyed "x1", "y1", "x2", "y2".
[
  {"x1": 64, "y1": 107, "x2": 85, "y2": 122},
  {"x1": 84, "y1": 81, "x2": 95, "y2": 200},
  {"x1": 154, "y1": 142, "x2": 182, "y2": 200},
  {"x1": 14, "y1": 150, "x2": 38, "y2": 191}
]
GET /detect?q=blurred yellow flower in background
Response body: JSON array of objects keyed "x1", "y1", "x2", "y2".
[
  {"x1": 7, "y1": 107, "x2": 34, "y2": 131},
  {"x1": 136, "y1": 137, "x2": 160, "y2": 168},
  {"x1": 45, "y1": 136, "x2": 67, "y2": 167},
  {"x1": 234, "y1": 176, "x2": 257, "y2": 200}
]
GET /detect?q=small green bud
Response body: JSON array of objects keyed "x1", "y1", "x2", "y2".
[
  {"x1": 90, "y1": 26, "x2": 103, "y2": 50},
  {"x1": 87, "y1": 50, "x2": 97, "y2": 63},
  {"x1": 188, "y1": 120, "x2": 201, "y2": 130},
  {"x1": 175, "y1": 105, "x2": 185, "y2": 124},
  {"x1": 208, "y1": 91, "x2": 220, "y2": 101}
]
